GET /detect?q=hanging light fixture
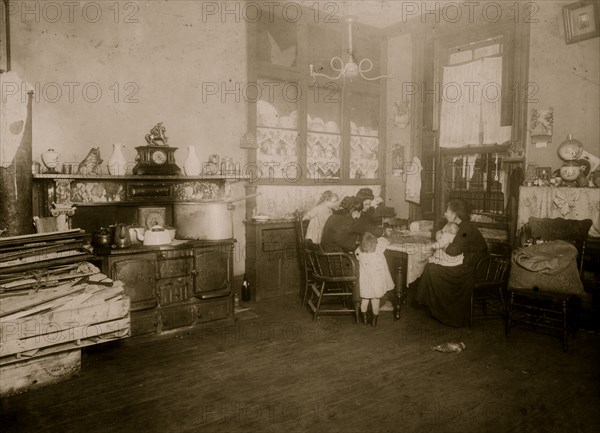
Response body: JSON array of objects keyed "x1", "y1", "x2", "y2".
[{"x1": 309, "y1": 16, "x2": 392, "y2": 82}]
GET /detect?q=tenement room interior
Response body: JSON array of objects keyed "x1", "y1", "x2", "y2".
[{"x1": 1, "y1": 1, "x2": 599, "y2": 432}]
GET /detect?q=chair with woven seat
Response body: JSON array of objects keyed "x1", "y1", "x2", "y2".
[
  {"x1": 305, "y1": 245, "x2": 358, "y2": 322},
  {"x1": 469, "y1": 242, "x2": 512, "y2": 329},
  {"x1": 506, "y1": 217, "x2": 592, "y2": 351}
]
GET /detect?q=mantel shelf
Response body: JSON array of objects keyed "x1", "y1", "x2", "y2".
[{"x1": 33, "y1": 174, "x2": 250, "y2": 182}]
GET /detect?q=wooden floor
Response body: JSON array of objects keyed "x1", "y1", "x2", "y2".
[{"x1": 2, "y1": 293, "x2": 599, "y2": 433}]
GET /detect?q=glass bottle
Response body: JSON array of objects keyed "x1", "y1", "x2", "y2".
[{"x1": 241, "y1": 274, "x2": 251, "y2": 302}]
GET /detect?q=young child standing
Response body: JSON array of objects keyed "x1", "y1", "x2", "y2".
[
  {"x1": 355, "y1": 232, "x2": 395, "y2": 326},
  {"x1": 428, "y1": 222, "x2": 464, "y2": 267},
  {"x1": 304, "y1": 190, "x2": 339, "y2": 244}
]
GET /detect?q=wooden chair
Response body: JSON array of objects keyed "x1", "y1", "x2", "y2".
[
  {"x1": 305, "y1": 245, "x2": 358, "y2": 322},
  {"x1": 506, "y1": 217, "x2": 592, "y2": 351},
  {"x1": 293, "y1": 211, "x2": 313, "y2": 308},
  {"x1": 469, "y1": 244, "x2": 511, "y2": 329}
]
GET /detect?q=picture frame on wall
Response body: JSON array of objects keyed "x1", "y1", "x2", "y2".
[
  {"x1": 563, "y1": 0, "x2": 600, "y2": 44},
  {"x1": 1, "y1": 0, "x2": 10, "y2": 72}
]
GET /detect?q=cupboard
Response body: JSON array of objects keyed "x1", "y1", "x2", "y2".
[{"x1": 244, "y1": 220, "x2": 300, "y2": 301}]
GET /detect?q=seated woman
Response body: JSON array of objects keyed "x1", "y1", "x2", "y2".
[
  {"x1": 415, "y1": 200, "x2": 488, "y2": 327},
  {"x1": 320, "y1": 196, "x2": 364, "y2": 253},
  {"x1": 320, "y1": 196, "x2": 368, "y2": 324}
]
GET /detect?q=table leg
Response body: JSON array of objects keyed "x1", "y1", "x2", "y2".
[{"x1": 385, "y1": 250, "x2": 408, "y2": 321}]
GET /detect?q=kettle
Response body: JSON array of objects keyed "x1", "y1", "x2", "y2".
[
  {"x1": 92, "y1": 227, "x2": 114, "y2": 247},
  {"x1": 134, "y1": 225, "x2": 174, "y2": 246},
  {"x1": 113, "y1": 223, "x2": 132, "y2": 249}
]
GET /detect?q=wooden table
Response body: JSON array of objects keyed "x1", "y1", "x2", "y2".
[{"x1": 384, "y1": 234, "x2": 433, "y2": 319}]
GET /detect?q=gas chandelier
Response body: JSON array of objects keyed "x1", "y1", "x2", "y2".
[{"x1": 309, "y1": 16, "x2": 393, "y2": 82}]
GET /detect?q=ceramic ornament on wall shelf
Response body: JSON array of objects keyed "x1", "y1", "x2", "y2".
[
  {"x1": 529, "y1": 108, "x2": 554, "y2": 148},
  {"x1": 392, "y1": 101, "x2": 410, "y2": 128}
]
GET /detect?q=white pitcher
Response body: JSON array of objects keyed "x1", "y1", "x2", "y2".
[
  {"x1": 184, "y1": 145, "x2": 201, "y2": 176},
  {"x1": 107, "y1": 143, "x2": 127, "y2": 176}
]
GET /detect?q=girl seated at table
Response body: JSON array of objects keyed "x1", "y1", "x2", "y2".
[
  {"x1": 304, "y1": 190, "x2": 339, "y2": 244},
  {"x1": 355, "y1": 232, "x2": 395, "y2": 327},
  {"x1": 428, "y1": 222, "x2": 464, "y2": 267}
]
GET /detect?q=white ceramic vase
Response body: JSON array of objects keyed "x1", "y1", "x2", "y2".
[
  {"x1": 184, "y1": 145, "x2": 201, "y2": 176},
  {"x1": 107, "y1": 143, "x2": 127, "y2": 175},
  {"x1": 41, "y1": 149, "x2": 60, "y2": 173}
]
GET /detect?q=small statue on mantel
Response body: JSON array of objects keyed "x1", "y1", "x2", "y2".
[{"x1": 145, "y1": 122, "x2": 169, "y2": 146}]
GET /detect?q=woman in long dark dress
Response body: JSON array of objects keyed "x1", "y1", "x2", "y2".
[
  {"x1": 320, "y1": 196, "x2": 367, "y2": 323},
  {"x1": 415, "y1": 200, "x2": 488, "y2": 327}
]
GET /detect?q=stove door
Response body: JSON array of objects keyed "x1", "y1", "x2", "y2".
[{"x1": 193, "y1": 244, "x2": 232, "y2": 299}]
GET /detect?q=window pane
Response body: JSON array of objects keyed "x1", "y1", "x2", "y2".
[
  {"x1": 257, "y1": 13, "x2": 297, "y2": 67},
  {"x1": 256, "y1": 78, "x2": 299, "y2": 179},
  {"x1": 307, "y1": 81, "x2": 341, "y2": 180},
  {"x1": 349, "y1": 93, "x2": 380, "y2": 180},
  {"x1": 449, "y1": 50, "x2": 473, "y2": 65}
]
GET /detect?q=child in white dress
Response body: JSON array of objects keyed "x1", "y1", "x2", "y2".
[
  {"x1": 428, "y1": 222, "x2": 464, "y2": 267},
  {"x1": 304, "y1": 191, "x2": 339, "y2": 244},
  {"x1": 355, "y1": 232, "x2": 395, "y2": 326}
]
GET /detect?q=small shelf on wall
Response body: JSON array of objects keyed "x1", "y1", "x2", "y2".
[{"x1": 32, "y1": 174, "x2": 250, "y2": 181}]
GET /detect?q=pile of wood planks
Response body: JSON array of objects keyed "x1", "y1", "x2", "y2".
[
  {"x1": 0, "y1": 274, "x2": 131, "y2": 396},
  {"x1": 0, "y1": 229, "x2": 93, "y2": 274},
  {"x1": 0, "y1": 231, "x2": 130, "y2": 396}
]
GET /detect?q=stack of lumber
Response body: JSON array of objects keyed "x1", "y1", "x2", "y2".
[
  {"x1": 0, "y1": 229, "x2": 94, "y2": 274},
  {"x1": 0, "y1": 268, "x2": 130, "y2": 396}
]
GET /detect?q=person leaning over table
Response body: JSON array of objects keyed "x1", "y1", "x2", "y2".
[
  {"x1": 415, "y1": 199, "x2": 488, "y2": 327},
  {"x1": 355, "y1": 188, "x2": 384, "y2": 237},
  {"x1": 320, "y1": 196, "x2": 365, "y2": 253},
  {"x1": 320, "y1": 196, "x2": 373, "y2": 323}
]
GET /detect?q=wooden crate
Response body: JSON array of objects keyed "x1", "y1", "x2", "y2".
[{"x1": 0, "y1": 349, "x2": 81, "y2": 397}]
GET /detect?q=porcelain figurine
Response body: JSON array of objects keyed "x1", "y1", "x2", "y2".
[
  {"x1": 145, "y1": 122, "x2": 169, "y2": 146},
  {"x1": 77, "y1": 147, "x2": 103, "y2": 175}
]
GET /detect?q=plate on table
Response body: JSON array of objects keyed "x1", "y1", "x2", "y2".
[{"x1": 252, "y1": 215, "x2": 270, "y2": 221}]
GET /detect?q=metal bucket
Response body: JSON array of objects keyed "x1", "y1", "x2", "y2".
[
  {"x1": 173, "y1": 193, "x2": 259, "y2": 240},
  {"x1": 174, "y1": 202, "x2": 232, "y2": 240}
]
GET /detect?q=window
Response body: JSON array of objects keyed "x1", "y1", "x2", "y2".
[{"x1": 246, "y1": 6, "x2": 386, "y2": 185}]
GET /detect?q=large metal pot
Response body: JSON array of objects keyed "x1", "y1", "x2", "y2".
[{"x1": 174, "y1": 194, "x2": 258, "y2": 240}]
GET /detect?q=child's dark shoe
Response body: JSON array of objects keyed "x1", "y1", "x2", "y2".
[{"x1": 371, "y1": 314, "x2": 379, "y2": 327}]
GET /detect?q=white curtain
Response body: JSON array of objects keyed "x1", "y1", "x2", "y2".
[
  {"x1": 439, "y1": 57, "x2": 510, "y2": 148},
  {"x1": 439, "y1": 60, "x2": 481, "y2": 148},
  {"x1": 482, "y1": 57, "x2": 511, "y2": 145}
]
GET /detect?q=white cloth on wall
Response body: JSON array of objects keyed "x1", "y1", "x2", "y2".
[
  {"x1": 405, "y1": 156, "x2": 422, "y2": 205},
  {"x1": 0, "y1": 72, "x2": 33, "y2": 166}
]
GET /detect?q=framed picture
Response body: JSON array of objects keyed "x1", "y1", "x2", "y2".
[
  {"x1": 536, "y1": 167, "x2": 552, "y2": 181},
  {"x1": 1, "y1": 0, "x2": 10, "y2": 72},
  {"x1": 563, "y1": 0, "x2": 600, "y2": 44}
]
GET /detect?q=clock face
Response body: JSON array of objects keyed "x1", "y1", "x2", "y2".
[
  {"x1": 146, "y1": 211, "x2": 165, "y2": 228},
  {"x1": 138, "y1": 207, "x2": 166, "y2": 228},
  {"x1": 151, "y1": 150, "x2": 167, "y2": 165}
]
